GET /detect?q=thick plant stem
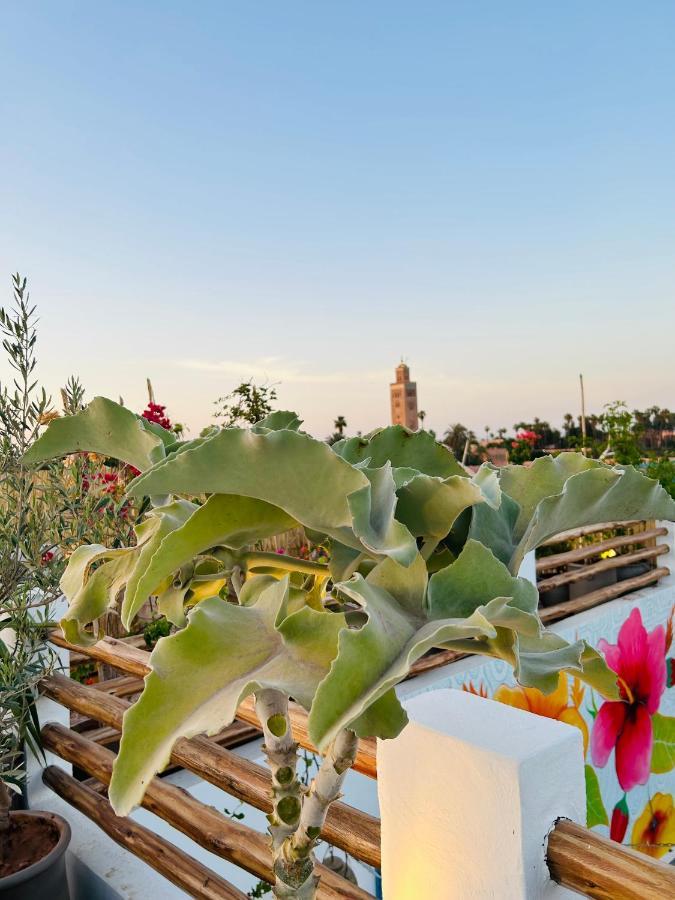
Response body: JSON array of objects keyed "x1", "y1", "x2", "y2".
[
  {"x1": 276, "y1": 729, "x2": 359, "y2": 899},
  {"x1": 243, "y1": 551, "x2": 329, "y2": 578},
  {"x1": 255, "y1": 689, "x2": 306, "y2": 897}
]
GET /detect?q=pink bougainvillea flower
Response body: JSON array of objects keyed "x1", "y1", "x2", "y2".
[{"x1": 591, "y1": 608, "x2": 666, "y2": 792}]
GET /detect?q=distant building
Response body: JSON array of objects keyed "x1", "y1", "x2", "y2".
[{"x1": 390, "y1": 362, "x2": 418, "y2": 430}]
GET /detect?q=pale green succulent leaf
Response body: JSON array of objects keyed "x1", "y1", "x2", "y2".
[
  {"x1": 350, "y1": 689, "x2": 409, "y2": 740},
  {"x1": 252, "y1": 410, "x2": 303, "y2": 433},
  {"x1": 334, "y1": 425, "x2": 466, "y2": 478},
  {"x1": 469, "y1": 454, "x2": 675, "y2": 573},
  {"x1": 428, "y1": 539, "x2": 538, "y2": 619},
  {"x1": 139, "y1": 417, "x2": 176, "y2": 448},
  {"x1": 328, "y1": 540, "x2": 364, "y2": 581},
  {"x1": 348, "y1": 464, "x2": 418, "y2": 566},
  {"x1": 364, "y1": 552, "x2": 427, "y2": 616},
  {"x1": 395, "y1": 471, "x2": 496, "y2": 539},
  {"x1": 128, "y1": 427, "x2": 412, "y2": 563},
  {"x1": 120, "y1": 500, "x2": 198, "y2": 629},
  {"x1": 23, "y1": 397, "x2": 166, "y2": 471},
  {"x1": 156, "y1": 581, "x2": 190, "y2": 627},
  {"x1": 309, "y1": 572, "x2": 497, "y2": 749},
  {"x1": 109, "y1": 578, "x2": 345, "y2": 816},
  {"x1": 124, "y1": 494, "x2": 296, "y2": 626},
  {"x1": 60, "y1": 549, "x2": 140, "y2": 646}
]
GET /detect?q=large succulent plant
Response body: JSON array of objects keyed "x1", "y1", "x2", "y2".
[{"x1": 25, "y1": 398, "x2": 675, "y2": 898}]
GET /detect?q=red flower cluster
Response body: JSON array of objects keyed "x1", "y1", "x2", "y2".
[
  {"x1": 515, "y1": 430, "x2": 538, "y2": 445},
  {"x1": 142, "y1": 401, "x2": 172, "y2": 431},
  {"x1": 82, "y1": 470, "x2": 119, "y2": 494}
]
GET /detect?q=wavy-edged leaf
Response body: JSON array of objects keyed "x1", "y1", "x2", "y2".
[
  {"x1": 123, "y1": 495, "x2": 296, "y2": 627},
  {"x1": 60, "y1": 547, "x2": 139, "y2": 645},
  {"x1": 23, "y1": 397, "x2": 166, "y2": 471},
  {"x1": 347, "y1": 463, "x2": 417, "y2": 566},
  {"x1": 120, "y1": 500, "x2": 197, "y2": 628},
  {"x1": 334, "y1": 425, "x2": 466, "y2": 477},
  {"x1": 128, "y1": 427, "x2": 414, "y2": 563},
  {"x1": 310, "y1": 539, "x2": 618, "y2": 748},
  {"x1": 252, "y1": 410, "x2": 303, "y2": 433},
  {"x1": 139, "y1": 417, "x2": 176, "y2": 448},
  {"x1": 470, "y1": 454, "x2": 675, "y2": 572},
  {"x1": 428, "y1": 539, "x2": 538, "y2": 618},
  {"x1": 309, "y1": 570, "x2": 497, "y2": 748},
  {"x1": 395, "y1": 469, "x2": 500, "y2": 539},
  {"x1": 109, "y1": 578, "x2": 345, "y2": 815}
]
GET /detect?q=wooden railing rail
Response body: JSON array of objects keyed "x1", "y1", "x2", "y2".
[
  {"x1": 539, "y1": 520, "x2": 645, "y2": 547},
  {"x1": 537, "y1": 526, "x2": 668, "y2": 573},
  {"x1": 540, "y1": 567, "x2": 670, "y2": 625},
  {"x1": 41, "y1": 723, "x2": 372, "y2": 900},
  {"x1": 48, "y1": 630, "x2": 379, "y2": 778},
  {"x1": 42, "y1": 765, "x2": 246, "y2": 900},
  {"x1": 547, "y1": 818, "x2": 675, "y2": 900},
  {"x1": 538, "y1": 544, "x2": 669, "y2": 592},
  {"x1": 41, "y1": 672, "x2": 381, "y2": 867}
]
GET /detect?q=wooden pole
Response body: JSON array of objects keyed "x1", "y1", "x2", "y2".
[
  {"x1": 41, "y1": 724, "x2": 372, "y2": 900},
  {"x1": 42, "y1": 766, "x2": 247, "y2": 900},
  {"x1": 46, "y1": 632, "x2": 379, "y2": 778},
  {"x1": 579, "y1": 373, "x2": 587, "y2": 456},
  {"x1": 548, "y1": 818, "x2": 675, "y2": 899},
  {"x1": 147, "y1": 377, "x2": 155, "y2": 404},
  {"x1": 41, "y1": 673, "x2": 381, "y2": 867}
]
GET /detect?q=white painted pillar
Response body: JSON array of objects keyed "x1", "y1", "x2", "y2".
[
  {"x1": 377, "y1": 689, "x2": 584, "y2": 899},
  {"x1": 518, "y1": 549, "x2": 537, "y2": 586},
  {"x1": 657, "y1": 520, "x2": 675, "y2": 587}
]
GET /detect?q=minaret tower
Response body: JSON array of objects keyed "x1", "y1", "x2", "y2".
[{"x1": 390, "y1": 361, "x2": 418, "y2": 430}]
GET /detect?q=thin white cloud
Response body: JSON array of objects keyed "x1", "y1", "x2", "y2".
[{"x1": 177, "y1": 357, "x2": 390, "y2": 386}]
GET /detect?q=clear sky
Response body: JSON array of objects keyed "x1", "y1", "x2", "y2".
[{"x1": 1, "y1": 2, "x2": 674, "y2": 439}]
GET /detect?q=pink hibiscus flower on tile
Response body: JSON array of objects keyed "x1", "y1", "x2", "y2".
[{"x1": 591, "y1": 608, "x2": 666, "y2": 792}]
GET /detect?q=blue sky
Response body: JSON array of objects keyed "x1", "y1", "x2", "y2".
[{"x1": 1, "y1": 2, "x2": 674, "y2": 438}]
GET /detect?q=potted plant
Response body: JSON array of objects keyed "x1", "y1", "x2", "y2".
[
  {"x1": 25, "y1": 398, "x2": 675, "y2": 899},
  {"x1": 0, "y1": 276, "x2": 70, "y2": 898}
]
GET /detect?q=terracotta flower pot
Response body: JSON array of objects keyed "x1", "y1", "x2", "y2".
[{"x1": 0, "y1": 810, "x2": 70, "y2": 899}]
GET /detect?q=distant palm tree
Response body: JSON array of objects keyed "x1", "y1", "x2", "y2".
[
  {"x1": 334, "y1": 416, "x2": 347, "y2": 437},
  {"x1": 443, "y1": 423, "x2": 475, "y2": 460},
  {"x1": 418, "y1": 410, "x2": 426, "y2": 430}
]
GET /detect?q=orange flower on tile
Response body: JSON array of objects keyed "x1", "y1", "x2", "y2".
[
  {"x1": 494, "y1": 672, "x2": 589, "y2": 757},
  {"x1": 631, "y1": 793, "x2": 675, "y2": 858}
]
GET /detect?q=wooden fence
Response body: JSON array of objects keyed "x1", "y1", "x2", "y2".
[
  {"x1": 41, "y1": 624, "x2": 675, "y2": 899},
  {"x1": 537, "y1": 519, "x2": 670, "y2": 624},
  {"x1": 37, "y1": 520, "x2": 674, "y2": 898}
]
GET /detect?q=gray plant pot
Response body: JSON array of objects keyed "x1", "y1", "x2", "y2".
[
  {"x1": 0, "y1": 811, "x2": 70, "y2": 900},
  {"x1": 539, "y1": 582, "x2": 570, "y2": 607},
  {"x1": 616, "y1": 561, "x2": 651, "y2": 582},
  {"x1": 568, "y1": 563, "x2": 617, "y2": 601}
]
